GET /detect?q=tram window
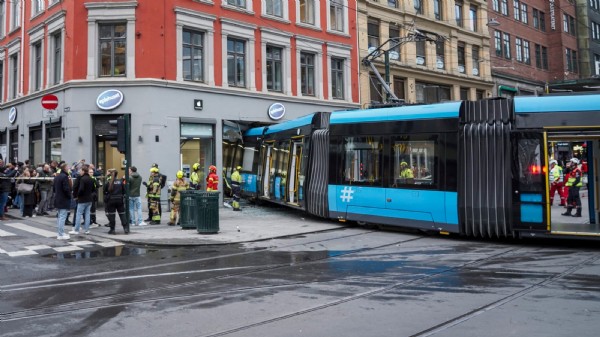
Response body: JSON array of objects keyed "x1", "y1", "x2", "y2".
[
  {"x1": 393, "y1": 139, "x2": 435, "y2": 186},
  {"x1": 242, "y1": 145, "x2": 258, "y2": 171},
  {"x1": 342, "y1": 136, "x2": 382, "y2": 184},
  {"x1": 517, "y1": 138, "x2": 544, "y2": 189}
]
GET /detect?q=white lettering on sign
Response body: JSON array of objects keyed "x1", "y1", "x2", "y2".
[
  {"x1": 549, "y1": 0, "x2": 556, "y2": 30},
  {"x1": 98, "y1": 93, "x2": 122, "y2": 105}
]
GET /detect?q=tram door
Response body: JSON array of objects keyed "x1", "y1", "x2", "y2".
[
  {"x1": 511, "y1": 132, "x2": 549, "y2": 232},
  {"x1": 547, "y1": 135, "x2": 600, "y2": 235},
  {"x1": 261, "y1": 143, "x2": 274, "y2": 198},
  {"x1": 287, "y1": 139, "x2": 303, "y2": 205}
]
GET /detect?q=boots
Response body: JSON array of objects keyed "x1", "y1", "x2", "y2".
[
  {"x1": 118, "y1": 212, "x2": 129, "y2": 234},
  {"x1": 573, "y1": 207, "x2": 582, "y2": 217},
  {"x1": 562, "y1": 207, "x2": 573, "y2": 216},
  {"x1": 107, "y1": 212, "x2": 117, "y2": 234}
]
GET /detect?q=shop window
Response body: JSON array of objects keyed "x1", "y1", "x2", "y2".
[
  {"x1": 9, "y1": 128, "x2": 18, "y2": 163},
  {"x1": 181, "y1": 123, "x2": 214, "y2": 191},
  {"x1": 45, "y1": 122, "x2": 61, "y2": 163},
  {"x1": 29, "y1": 127, "x2": 42, "y2": 165}
]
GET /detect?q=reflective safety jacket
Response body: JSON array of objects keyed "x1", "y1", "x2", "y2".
[
  {"x1": 148, "y1": 176, "x2": 162, "y2": 198},
  {"x1": 549, "y1": 165, "x2": 563, "y2": 183},
  {"x1": 400, "y1": 168, "x2": 414, "y2": 179},
  {"x1": 190, "y1": 171, "x2": 200, "y2": 189},
  {"x1": 565, "y1": 167, "x2": 583, "y2": 187},
  {"x1": 231, "y1": 170, "x2": 242, "y2": 186}
]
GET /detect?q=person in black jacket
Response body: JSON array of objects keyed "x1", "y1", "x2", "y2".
[
  {"x1": 0, "y1": 161, "x2": 17, "y2": 220},
  {"x1": 53, "y1": 163, "x2": 72, "y2": 240},
  {"x1": 69, "y1": 164, "x2": 95, "y2": 235},
  {"x1": 105, "y1": 169, "x2": 129, "y2": 234}
]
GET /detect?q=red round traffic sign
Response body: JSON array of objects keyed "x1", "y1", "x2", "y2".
[{"x1": 41, "y1": 94, "x2": 59, "y2": 110}]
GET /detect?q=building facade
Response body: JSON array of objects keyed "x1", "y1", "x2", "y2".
[
  {"x1": 576, "y1": 0, "x2": 600, "y2": 77},
  {"x1": 358, "y1": 0, "x2": 494, "y2": 107},
  {"x1": 487, "y1": 0, "x2": 579, "y2": 96},
  {"x1": 0, "y1": 0, "x2": 359, "y2": 190}
]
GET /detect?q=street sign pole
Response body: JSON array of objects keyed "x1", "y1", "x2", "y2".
[{"x1": 124, "y1": 114, "x2": 131, "y2": 227}]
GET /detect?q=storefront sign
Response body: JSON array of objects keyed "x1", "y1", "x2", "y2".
[
  {"x1": 96, "y1": 89, "x2": 124, "y2": 110},
  {"x1": 549, "y1": 0, "x2": 556, "y2": 30},
  {"x1": 8, "y1": 107, "x2": 17, "y2": 124},
  {"x1": 268, "y1": 103, "x2": 285, "y2": 120}
]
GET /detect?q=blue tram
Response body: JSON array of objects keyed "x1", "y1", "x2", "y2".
[{"x1": 242, "y1": 93, "x2": 600, "y2": 239}]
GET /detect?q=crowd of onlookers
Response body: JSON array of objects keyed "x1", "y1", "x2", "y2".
[{"x1": 0, "y1": 159, "x2": 104, "y2": 224}]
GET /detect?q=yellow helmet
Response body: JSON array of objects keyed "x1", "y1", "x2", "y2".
[
  {"x1": 176, "y1": 170, "x2": 184, "y2": 179},
  {"x1": 192, "y1": 163, "x2": 200, "y2": 171},
  {"x1": 236, "y1": 166, "x2": 242, "y2": 171},
  {"x1": 150, "y1": 167, "x2": 159, "y2": 173},
  {"x1": 400, "y1": 161, "x2": 408, "y2": 167}
]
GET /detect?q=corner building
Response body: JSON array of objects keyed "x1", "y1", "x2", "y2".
[{"x1": 0, "y1": 0, "x2": 359, "y2": 191}]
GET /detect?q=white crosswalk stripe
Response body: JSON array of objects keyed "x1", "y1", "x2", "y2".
[
  {"x1": 4, "y1": 223, "x2": 56, "y2": 238},
  {"x1": 0, "y1": 222, "x2": 124, "y2": 257}
]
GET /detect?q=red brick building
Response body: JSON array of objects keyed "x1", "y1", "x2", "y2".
[
  {"x1": 488, "y1": 0, "x2": 579, "y2": 96},
  {"x1": 0, "y1": 0, "x2": 359, "y2": 188}
]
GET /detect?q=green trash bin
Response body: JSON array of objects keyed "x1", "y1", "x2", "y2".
[
  {"x1": 196, "y1": 192, "x2": 220, "y2": 234},
  {"x1": 179, "y1": 190, "x2": 198, "y2": 230}
]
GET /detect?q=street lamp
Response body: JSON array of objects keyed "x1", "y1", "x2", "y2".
[{"x1": 487, "y1": 18, "x2": 500, "y2": 27}]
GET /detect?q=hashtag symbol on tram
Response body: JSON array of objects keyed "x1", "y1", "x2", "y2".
[{"x1": 340, "y1": 186, "x2": 355, "y2": 203}]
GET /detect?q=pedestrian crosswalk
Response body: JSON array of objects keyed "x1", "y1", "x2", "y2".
[{"x1": 0, "y1": 222, "x2": 123, "y2": 257}]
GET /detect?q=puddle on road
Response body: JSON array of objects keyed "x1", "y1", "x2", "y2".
[{"x1": 42, "y1": 246, "x2": 161, "y2": 259}]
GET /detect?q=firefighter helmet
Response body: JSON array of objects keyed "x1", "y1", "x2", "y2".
[
  {"x1": 192, "y1": 163, "x2": 200, "y2": 171},
  {"x1": 176, "y1": 170, "x2": 184, "y2": 179},
  {"x1": 570, "y1": 158, "x2": 580, "y2": 165},
  {"x1": 209, "y1": 165, "x2": 217, "y2": 172},
  {"x1": 236, "y1": 166, "x2": 242, "y2": 171},
  {"x1": 550, "y1": 159, "x2": 558, "y2": 166},
  {"x1": 150, "y1": 167, "x2": 159, "y2": 173}
]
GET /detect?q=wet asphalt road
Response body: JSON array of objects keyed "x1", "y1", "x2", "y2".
[{"x1": 1, "y1": 228, "x2": 600, "y2": 337}]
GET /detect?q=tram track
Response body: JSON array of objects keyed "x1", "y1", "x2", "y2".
[{"x1": 1, "y1": 230, "x2": 422, "y2": 321}]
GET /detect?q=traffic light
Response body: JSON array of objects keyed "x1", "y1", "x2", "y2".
[{"x1": 108, "y1": 117, "x2": 127, "y2": 153}]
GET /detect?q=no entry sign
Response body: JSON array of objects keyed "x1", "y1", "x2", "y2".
[{"x1": 41, "y1": 94, "x2": 59, "y2": 110}]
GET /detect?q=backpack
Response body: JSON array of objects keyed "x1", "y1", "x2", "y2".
[{"x1": 159, "y1": 173, "x2": 167, "y2": 189}]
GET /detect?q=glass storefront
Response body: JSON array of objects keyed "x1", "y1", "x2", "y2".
[
  {"x1": 9, "y1": 128, "x2": 18, "y2": 163},
  {"x1": 45, "y1": 121, "x2": 62, "y2": 163},
  {"x1": 181, "y1": 123, "x2": 214, "y2": 190}
]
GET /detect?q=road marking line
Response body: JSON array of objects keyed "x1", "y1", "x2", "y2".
[
  {"x1": 97, "y1": 241, "x2": 124, "y2": 247},
  {"x1": 7, "y1": 250, "x2": 39, "y2": 257},
  {"x1": 0, "y1": 228, "x2": 17, "y2": 237},
  {"x1": 4, "y1": 223, "x2": 56, "y2": 238},
  {"x1": 0, "y1": 248, "x2": 6, "y2": 254},
  {"x1": 24, "y1": 245, "x2": 53, "y2": 250},
  {"x1": 70, "y1": 240, "x2": 95, "y2": 246},
  {"x1": 53, "y1": 246, "x2": 84, "y2": 252}
]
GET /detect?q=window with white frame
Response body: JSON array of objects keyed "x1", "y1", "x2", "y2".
[
  {"x1": 32, "y1": 41, "x2": 42, "y2": 92},
  {"x1": 297, "y1": 36, "x2": 322, "y2": 97},
  {"x1": 513, "y1": 0, "x2": 520, "y2": 21},
  {"x1": 0, "y1": 1, "x2": 5, "y2": 38},
  {"x1": 86, "y1": 2, "x2": 136, "y2": 80},
  {"x1": 300, "y1": 52, "x2": 315, "y2": 96},
  {"x1": 265, "y1": 0, "x2": 284, "y2": 18},
  {"x1": 99, "y1": 23, "x2": 127, "y2": 77},
  {"x1": 32, "y1": 0, "x2": 44, "y2": 16},
  {"x1": 515, "y1": 38, "x2": 522, "y2": 62},
  {"x1": 227, "y1": 38, "x2": 246, "y2": 87},
  {"x1": 0, "y1": 60, "x2": 3, "y2": 102},
  {"x1": 10, "y1": 0, "x2": 19, "y2": 30},
  {"x1": 183, "y1": 29, "x2": 204, "y2": 82},
  {"x1": 492, "y1": 0, "x2": 499, "y2": 12},
  {"x1": 50, "y1": 31, "x2": 62, "y2": 85},
  {"x1": 266, "y1": 45, "x2": 283, "y2": 92},
  {"x1": 331, "y1": 57, "x2": 344, "y2": 99},
  {"x1": 500, "y1": 0, "x2": 508, "y2": 16},
  {"x1": 227, "y1": 0, "x2": 246, "y2": 8},
  {"x1": 9, "y1": 53, "x2": 18, "y2": 99},
  {"x1": 298, "y1": 0, "x2": 315, "y2": 25},
  {"x1": 175, "y1": 8, "x2": 215, "y2": 85},
  {"x1": 329, "y1": 0, "x2": 345, "y2": 32},
  {"x1": 503, "y1": 32, "x2": 511, "y2": 59},
  {"x1": 520, "y1": 3, "x2": 528, "y2": 24}
]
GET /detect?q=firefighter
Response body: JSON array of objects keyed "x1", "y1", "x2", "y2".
[
  {"x1": 231, "y1": 166, "x2": 243, "y2": 211},
  {"x1": 190, "y1": 163, "x2": 202, "y2": 190},
  {"x1": 206, "y1": 165, "x2": 219, "y2": 192},
  {"x1": 562, "y1": 158, "x2": 583, "y2": 217},
  {"x1": 549, "y1": 159, "x2": 565, "y2": 206},
  {"x1": 168, "y1": 170, "x2": 189, "y2": 226},
  {"x1": 147, "y1": 167, "x2": 162, "y2": 224}
]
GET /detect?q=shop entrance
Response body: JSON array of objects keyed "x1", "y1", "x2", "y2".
[
  {"x1": 93, "y1": 115, "x2": 125, "y2": 178},
  {"x1": 547, "y1": 135, "x2": 600, "y2": 236}
]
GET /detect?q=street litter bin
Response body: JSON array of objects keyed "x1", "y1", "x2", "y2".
[
  {"x1": 179, "y1": 190, "x2": 198, "y2": 230},
  {"x1": 178, "y1": 191, "x2": 220, "y2": 233},
  {"x1": 196, "y1": 192, "x2": 220, "y2": 234}
]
